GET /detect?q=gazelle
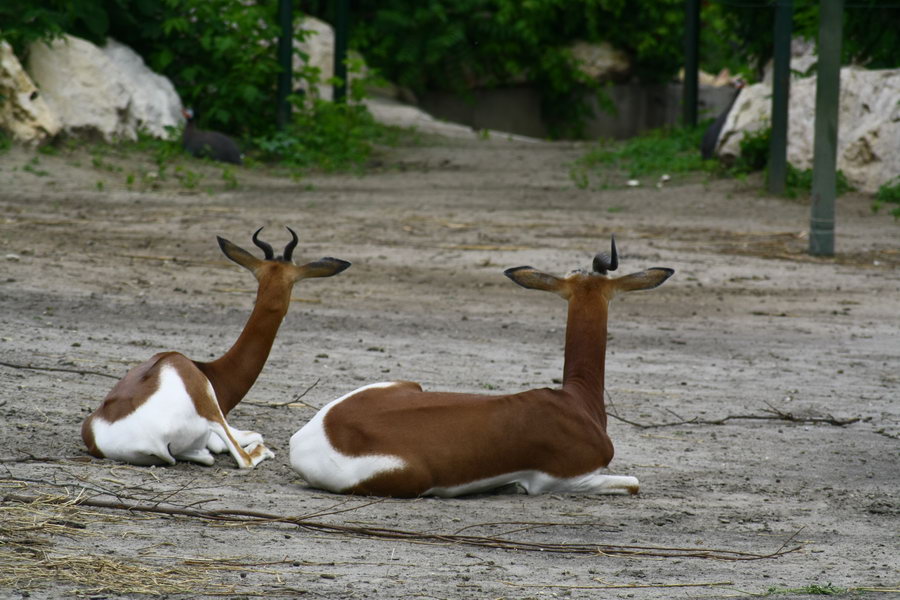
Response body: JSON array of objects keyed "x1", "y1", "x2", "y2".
[
  {"x1": 82, "y1": 227, "x2": 350, "y2": 469},
  {"x1": 290, "y1": 237, "x2": 673, "y2": 496}
]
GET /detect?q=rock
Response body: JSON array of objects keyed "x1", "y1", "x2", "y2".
[
  {"x1": 0, "y1": 41, "x2": 60, "y2": 144},
  {"x1": 294, "y1": 16, "x2": 379, "y2": 102},
  {"x1": 26, "y1": 34, "x2": 180, "y2": 142},
  {"x1": 763, "y1": 37, "x2": 818, "y2": 85},
  {"x1": 101, "y1": 39, "x2": 182, "y2": 138},
  {"x1": 294, "y1": 15, "x2": 335, "y2": 101},
  {"x1": 570, "y1": 41, "x2": 631, "y2": 83},
  {"x1": 716, "y1": 66, "x2": 900, "y2": 194}
]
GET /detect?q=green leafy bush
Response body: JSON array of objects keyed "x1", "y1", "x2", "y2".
[
  {"x1": 733, "y1": 127, "x2": 771, "y2": 174},
  {"x1": 307, "y1": 0, "x2": 689, "y2": 138},
  {"x1": 783, "y1": 163, "x2": 851, "y2": 199},
  {"x1": 572, "y1": 124, "x2": 714, "y2": 187},
  {"x1": 254, "y1": 98, "x2": 394, "y2": 172},
  {"x1": 712, "y1": 0, "x2": 900, "y2": 76},
  {"x1": 0, "y1": 0, "x2": 397, "y2": 172},
  {"x1": 873, "y1": 177, "x2": 900, "y2": 219},
  {"x1": 728, "y1": 127, "x2": 852, "y2": 199}
]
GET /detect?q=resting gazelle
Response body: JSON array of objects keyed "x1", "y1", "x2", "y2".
[
  {"x1": 290, "y1": 237, "x2": 673, "y2": 496},
  {"x1": 82, "y1": 227, "x2": 350, "y2": 468}
]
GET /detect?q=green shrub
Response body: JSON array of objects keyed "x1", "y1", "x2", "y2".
[
  {"x1": 873, "y1": 177, "x2": 900, "y2": 219},
  {"x1": 733, "y1": 127, "x2": 771, "y2": 174},
  {"x1": 307, "y1": 0, "x2": 689, "y2": 138},
  {"x1": 572, "y1": 124, "x2": 713, "y2": 187}
]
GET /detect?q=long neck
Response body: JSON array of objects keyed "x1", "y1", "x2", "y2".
[
  {"x1": 561, "y1": 293, "x2": 610, "y2": 425},
  {"x1": 198, "y1": 278, "x2": 292, "y2": 415}
]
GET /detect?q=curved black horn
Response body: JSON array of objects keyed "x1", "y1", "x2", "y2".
[
  {"x1": 283, "y1": 226, "x2": 299, "y2": 261},
  {"x1": 592, "y1": 235, "x2": 619, "y2": 274},
  {"x1": 252, "y1": 226, "x2": 275, "y2": 260}
]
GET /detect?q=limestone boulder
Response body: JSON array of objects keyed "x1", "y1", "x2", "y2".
[
  {"x1": 294, "y1": 15, "x2": 335, "y2": 100},
  {"x1": 0, "y1": 41, "x2": 60, "y2": 144},
  {"x1": 293, "y1": 15, "x2": 382, "y2": 102},
  {"x1": 101, "y1": 39, "x2": 182, "y2": 138},
  {"x1": 570, "y1": 41, "x2": 631, "y2": 83},
  {"x1": 26, "y1": 34, "x2": 181, "y2": 141},
  {"x1": 717, "y1": 66, "x2": 900, "y2": 194}
]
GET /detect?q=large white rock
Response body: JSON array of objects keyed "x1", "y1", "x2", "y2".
[
  {"x1": 294, "y1": 15, "x2": 335, "y2": 101},
  {"x1": 0, "y1": 41, "x2": 60, "y2": 144},
  {"x1": 717, "y1": 66, "x2": 900, "y2": 194},
  {"x1": 101, "y1": 39, "x2": 182, "y2": 138},
  {"x1": 570, "y1": 41, "x2": 631, "y2": 82},
  {"x1": 26, "y1": 34, "x2": 181, "y2": 141}
]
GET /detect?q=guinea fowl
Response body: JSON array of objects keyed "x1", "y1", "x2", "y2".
[
  {"x1": 181, "y1": 108, "x2": 243, "y2": 165},
  {"x1": 700, "y1": 78, "x2": 745, "y2": 160}
]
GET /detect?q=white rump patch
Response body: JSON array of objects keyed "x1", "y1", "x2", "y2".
[
  {"x1": 91, "y1": 365, "x2": 213, "y2": 466},
  {"x1": 290, "y1": 382, "x2": 407, "y2": 492}
]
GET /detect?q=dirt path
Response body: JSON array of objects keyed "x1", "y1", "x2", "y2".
[{"x1": 0, "y1": 135, "x2": 898, "y2": 599}]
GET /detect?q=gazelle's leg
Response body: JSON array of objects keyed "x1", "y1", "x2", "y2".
[
  {"x1": 521, "y1": 470, "x2": 639, "y2": 495},
  {"x1": 569, "y1": 471, "x2": 640, "y2": 495},
  {"x1": 207, "y1": 423, "x2": 264, "y2": 453},
  {"x1": 227, "y1": 424, "x2": 264, "y2": 448},
  {"x1": 208, "y1": 420, "x2": 274, "y2": 468},
  {"x1": 174, "y1": 446, "x2": 216, "y2": 466},
  {"x1": 207, "y1": 434, "x2": 227, "y2": 454}
]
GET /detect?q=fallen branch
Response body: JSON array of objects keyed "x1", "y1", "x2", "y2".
[
  {"x1": 248, "y1": 378, "x2": 321, "y2": 409},
  {"x1": 502, "y1": 580, "x2": 735, "y2": 590},
  {"x1": 607, "y1": 394, "x2": 859, "y2": 429},
  {"x1": 1, "y1": 492, "x2": 801, "y2": 562},
  {"x1": 0, "y1": 455, "x2": 93, "y2": 464},
  {"x1": 0, "y1": 360, "x2": 118, "y2": 380}
]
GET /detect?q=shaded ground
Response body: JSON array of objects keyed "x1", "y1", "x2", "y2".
[{"x1": 0, "y1": 134, "x2": 898, "y2": 599}]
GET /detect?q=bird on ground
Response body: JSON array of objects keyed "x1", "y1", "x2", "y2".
[{"x1": 181, "y1": 108, "x2": 243, "y2": 165}]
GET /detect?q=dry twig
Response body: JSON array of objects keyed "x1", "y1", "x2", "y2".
[
  {"x1": 0, "y1": 360, "x2": 118, "y2": 380},
  {"x1": 2, "y1": 492, "x2": 802, "y2": 562},
  {"x1": 606, "y1": 392, "x2": 859, "y2": 429}
]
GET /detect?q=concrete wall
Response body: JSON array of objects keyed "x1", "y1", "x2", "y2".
[{"x1": 420, "y1": 83, "x2": 738, "y2": 140}]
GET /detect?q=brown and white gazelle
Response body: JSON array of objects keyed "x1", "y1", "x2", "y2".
[
  {"x1": 290, "y1": 237, "x2": 673, "y2": 496},
  {"x1": 82, "y1": 227, "x2": 350, "y2": 469}
]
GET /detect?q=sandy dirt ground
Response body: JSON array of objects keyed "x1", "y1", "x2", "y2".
[{"x1": 0, "y1": 134, "x2": 898, "y2": 599}]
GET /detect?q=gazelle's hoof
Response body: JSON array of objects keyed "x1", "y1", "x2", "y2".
[{"x1": 246, "y1": 442, "x2": 275, "y2": 467}]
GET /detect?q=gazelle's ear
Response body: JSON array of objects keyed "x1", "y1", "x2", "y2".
[
  {"x1": 504, "y1": 267, "x2": 567, "y2": 297},
  {"x1": 611, "y1": 268, "x2": 674, "y2": 296},
  {"x1": 218, "y1": 237, "x2": 263, "y2": 273},
  {"x1": 295, "y1": 257, "x2": 352, "y2": 279}
]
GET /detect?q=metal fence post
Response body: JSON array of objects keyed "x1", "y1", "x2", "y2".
[
  {"x1": 809, "y1": 0, "x2": 843, "y2": 257},
  {"x1": 333, "y1": 0, "x2": 349, "y2": 103},
  {"x1": 683, "y1": 0, "x2": 700, "y2": 127},
  {"x1": 276, "y1": 0, "x2": 293, "y2": 129},
  {"x1": 768, "y1": 0, "x2": 793, "y2": 195}
]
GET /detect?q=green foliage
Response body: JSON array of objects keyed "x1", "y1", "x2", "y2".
[
  {"x1": 713, "y1": 1, "x2": 900, "y2": 76},
  {"x1": 307, "y1": 0, "x2": 688, "y2": 138},
  {"x1": 572, "y1": 124, "x2": 714, "y2": 187},
  {"x1": 765, "y1": 582, "x2": 847, "y2": 596},
  {"x1": 254, "y1": 98, "x2": 396, "y2": 173},
  {"x1": 732, "y1": 127, "x2": 771, "y2": 175},
  {"x1": 873, "y1": 177, "x2": 900, "y2": 219},
  {"x1": 727, "y1": 127, "x2": 852, "y2": 199},
  {"x1": 783, "y1": 163, "x2": 851, "y2": 199}
]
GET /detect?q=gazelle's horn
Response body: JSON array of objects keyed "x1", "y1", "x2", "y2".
[
  {"x1": 252, "y1": 227, "x2": 274, "y2": 260},
  {"x1": 283, "y1": 226, "x2": 299, "y2": 261},
  {"x1": 592, "y1": 235, "x2": 619, "y2": 274}
]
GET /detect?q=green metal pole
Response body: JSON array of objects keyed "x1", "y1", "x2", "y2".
[
  {"x1": 276, "y1": 0, "x2": 293, "y2": 129},
  {"x1": 768, "y1": 0, "x2": 793, "y2": 195},
  {"x1": 683, "y1": 0, "x2": 700, "y2": 127},
  {"x1": 809, "y1": 0, "x2": 843, "y2": 257},
  {"x1": 333, "y1": 0, "x2": 349, "y2": 103}
]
